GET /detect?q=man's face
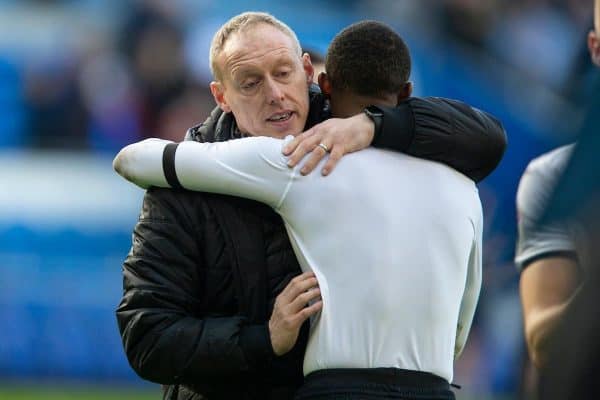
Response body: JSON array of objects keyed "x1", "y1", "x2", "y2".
[{"x1": 210, "y1": 23, "x2": 314, "y2": 138}]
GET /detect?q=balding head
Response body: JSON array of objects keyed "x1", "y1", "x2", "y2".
[{"x1": 209, "y1": 12, "x2": 302, "y2": 81}]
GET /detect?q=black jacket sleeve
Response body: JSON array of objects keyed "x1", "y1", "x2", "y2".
[
  {"x1": 116, "y1": 187, "x2": 274, "y2": 386},
  {"x1": 373, "y1": 97, "x2": 507, "y2": 182}
]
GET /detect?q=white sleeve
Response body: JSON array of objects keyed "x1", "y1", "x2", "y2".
[
  {"x1": 454, "y1": 211, "x2": 483, "y2": 359},
  {"x1": 113, "y1": 138, "x2": 170, "y2": 189},
  {"x1": 174, "y1": 137, "x2": 295, "y2": 208},
  {"x1": 114, "y1": 137, "x2": 296, "y2": 209}
]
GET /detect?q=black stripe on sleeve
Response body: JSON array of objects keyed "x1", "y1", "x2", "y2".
[{"x1": 162, "y1": 143, "x2": 184, "y2": 190}]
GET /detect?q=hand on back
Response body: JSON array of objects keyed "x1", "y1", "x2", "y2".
[{"x1": 269, "y1": 271, "x2": 322, "y2": 356}]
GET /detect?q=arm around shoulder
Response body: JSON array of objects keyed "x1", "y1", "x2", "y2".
[{"x1": 373, "y1": 97, "x2": 507, "y2": 182}]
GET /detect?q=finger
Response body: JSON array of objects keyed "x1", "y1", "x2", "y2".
[
  {"x1": 296, "y1": 300, "x2": 323, "y2": 322},
  {"x1": 279, "y1": 273, "x2": 318, "y2": 300},
  {"x1": 300, "y1": 145, "x2": 329, "y2": 175},
  {"x1": 282, "y1": 133, "x2": 303, "y2": 156},
  {"x1": 279, "y1": 300, "x2": 323, "y2": 333},
  {"x1": 321, "y1": 146, "x2": 344, "y2": 176},
  {"x1": 282, "y1": 128, "x2": 316, "y2": 156},
  {"x1": 290, "y1": 271, "x2": 316, "y2": 283},
  {"x1": 286, "y1": 277, "x2": 319, "y2": 300},
  {"x1": 287, "y1": 138, "x2": 321, "y2": 168},
  {"x1": 288, "y1": 287, "x2": 322, "y2": 313},
  {"x1": 285, "y1": 299, "x2": 324, "y2": 329},
  {"x1": 287, "y1": 132, "x2": 322, "y2": 167}
]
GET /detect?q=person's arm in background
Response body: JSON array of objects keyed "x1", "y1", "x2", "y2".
[
  {"x1": 516, "y1": 156, "x2": 581, "y2": 368},
  {"x1": 284, "y1": 97, "x2": 507, "y2": 181},
  {"x1": 455, "y1": 207, "x2": 483, "y2": 359},
  {"x1": 520, "y1": 257, "x2": 580, "y2": 368}
]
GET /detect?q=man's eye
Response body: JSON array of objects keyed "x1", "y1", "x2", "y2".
[
  {"x1": 241, "y1": 80, "x2": 259, "y2": 90},
  {"x1": 276, "y1": 71, "x2": 290, "y2": 78}
]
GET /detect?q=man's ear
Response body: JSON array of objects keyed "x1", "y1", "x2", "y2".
[
  {"x1": 210, "y1": 81, "x2": 232, "y2": 113},
  {"x1": 318, "y1": 72, "x2": 332, "y2": 96},
  {"x1": 588, "y1": 30, "x2": 600, "y2": 67},
  {"x1": 397, "y1": 81, "x2": 413, "y2": 103},
  {"x1": 301, "y1": 52, "x2": 315, "y2": 86}
]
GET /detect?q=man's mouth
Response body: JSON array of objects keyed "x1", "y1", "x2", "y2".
[{"x1": 266, "y1": 112, "x2": 293, "y2": 122}]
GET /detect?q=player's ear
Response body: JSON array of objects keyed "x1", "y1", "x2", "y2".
[
  {"x1": 301, "y1": 52, "x2": 315, "y2": 86},
  {"x1": 318, "y1": 72, "x2": 332, "y2": 97},
  {"x1": 397, "y1": 81, "x2": 413, "y2": 103},
  {"x1": 210, "y1": 81, "x2": 232, "y2": 113}
]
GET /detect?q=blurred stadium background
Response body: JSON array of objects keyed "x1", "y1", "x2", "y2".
[{"x1": 0, "y1": 0, "x2": 596, "y2": 398}]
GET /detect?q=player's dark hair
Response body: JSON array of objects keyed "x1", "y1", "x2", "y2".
[{"x1": 325, "y1": 20, "x2": 411, "y2": 97}]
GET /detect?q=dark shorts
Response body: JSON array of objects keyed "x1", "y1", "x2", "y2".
[{"x1": 294, "y1": 368, "x2": 456, "y2": 400}]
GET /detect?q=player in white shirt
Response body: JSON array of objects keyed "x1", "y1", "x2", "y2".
[{"x1": 115, "y1": 21, "x2": 483, "y2": 400}]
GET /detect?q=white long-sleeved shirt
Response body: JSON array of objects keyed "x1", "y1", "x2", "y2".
[{"x1": 114, "y1": 136, "x2": 483, "y2": 383}]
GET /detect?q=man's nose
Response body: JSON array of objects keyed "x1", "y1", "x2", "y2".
[{"x1": 265, "y1": 76, "x2": 285, "y2": 104}]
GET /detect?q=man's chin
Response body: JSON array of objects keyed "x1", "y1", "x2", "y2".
[{"x1": 260, "y1": 123, "x2": 303, "y2": 138}]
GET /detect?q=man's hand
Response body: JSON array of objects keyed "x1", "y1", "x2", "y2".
[
  {"x1": 282, "y1": 113, "x2": 375, "y2": 176},
  {"x1": 269, "y1": 271, "x2": 322, "y2": 356}
]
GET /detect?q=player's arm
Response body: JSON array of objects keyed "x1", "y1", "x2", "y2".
[
  {"x1": 455, "y1": 213, "x2": 483, "y2": 359},
  {"x1": 284, "y1": 97, "x2": 506, "y2": 181},
  {"x1": 113, "y1": 137, "x2": 292, "y2": 208},
  {"x1": 520, "y1": 256, "x2": 580, "y2": 368},
  {"x1": 515, "y1": 161, "x2": 581, "y2": 368}
]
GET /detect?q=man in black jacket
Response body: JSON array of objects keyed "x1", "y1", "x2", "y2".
[{"x1": 116, "y1": 12, "x2": 506, "y2": 400}]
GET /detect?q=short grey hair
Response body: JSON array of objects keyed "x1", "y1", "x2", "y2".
[{"x1": 209, "y1": 11, "x2": 302, "y2": 80}]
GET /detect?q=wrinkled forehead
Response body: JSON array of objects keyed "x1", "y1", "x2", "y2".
[{"x1": 219, "y1": 24, "x2": 300, "y2": 72}]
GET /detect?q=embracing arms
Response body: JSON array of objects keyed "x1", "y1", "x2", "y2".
[
  {"x1": 117, "y1": 188, "x2": 319, "y2": 390},
  {"x1": 114, "y1": 137, "x2": 292, "y2": 205},
  {"x1": 284, "y1": 97, "x2": 507, "y2": 180}
]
